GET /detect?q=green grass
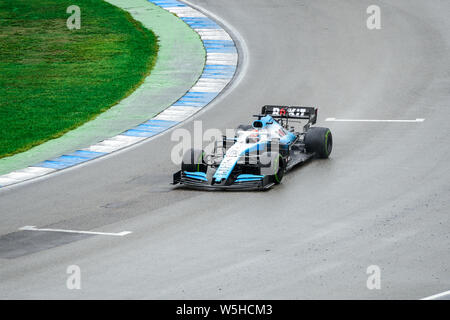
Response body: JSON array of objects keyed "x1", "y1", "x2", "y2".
[{"x1": 0, "y1": 0, "x2": 158, "y2": 158}]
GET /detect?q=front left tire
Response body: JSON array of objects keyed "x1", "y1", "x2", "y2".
[{"x1": 181, "y1": 148, "x2": 207, "y2": 173}]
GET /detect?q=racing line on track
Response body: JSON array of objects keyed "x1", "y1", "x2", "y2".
[{"x1": 0, "y1": 0, "x2": 238, "y2": 189}]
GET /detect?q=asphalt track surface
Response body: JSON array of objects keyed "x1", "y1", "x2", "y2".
[{"x1": 0, "y1": 0, "x2": 449, "y2": 299}]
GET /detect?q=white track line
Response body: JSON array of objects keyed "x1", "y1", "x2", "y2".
[
  {"x1": 421, "y1": 290, "x2": 450, "y2": 300},
  {"x1": 19, "y1": 226, "x2": 132, "y2": 237},
  {"x1": 325, "y1": 118, "x2": 425, "y2": 123}
]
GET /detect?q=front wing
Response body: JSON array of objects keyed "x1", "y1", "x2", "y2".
[{"x1": 172, "y1": 171, "x2": 275, "y2": 191}]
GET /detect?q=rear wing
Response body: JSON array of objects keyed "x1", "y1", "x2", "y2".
[{"x1": 261, "y1": 105, "x2": 317, "y2": 125}]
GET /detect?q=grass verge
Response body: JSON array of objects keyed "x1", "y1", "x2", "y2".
[{"x1": 0, "y1": 0, "x2": 158, "y2": 158}]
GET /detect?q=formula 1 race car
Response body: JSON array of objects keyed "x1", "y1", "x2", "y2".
[{"x1": 172, "y1": 105, "x2": 332, "y2": 190}]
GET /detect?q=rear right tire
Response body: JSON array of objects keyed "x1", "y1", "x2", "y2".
[{"x1": 304, "y1": 127, "x2": 333, "y2": 158}]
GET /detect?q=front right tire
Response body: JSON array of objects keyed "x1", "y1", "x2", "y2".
[{"x1": 272, "y1": 152, "x2": 285, "y2": 184}]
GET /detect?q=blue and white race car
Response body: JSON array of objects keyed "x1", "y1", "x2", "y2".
[{"x1": 172, "y1": 105, "x2": 333, "y2": 190}]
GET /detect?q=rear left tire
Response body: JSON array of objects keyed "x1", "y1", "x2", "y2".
[{"x1": 235, "y1": 124, "x2": 253, "y2": 132}]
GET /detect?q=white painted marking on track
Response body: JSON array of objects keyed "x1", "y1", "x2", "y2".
[
  {"x1": 19, "y1": 226, "x2": 132, "y2": 237},
  {"x1": 421, "y1": 290, "x2": 450, "y2": 300},
  {"x1": 325, "y1": 118, "x2": 425, "y2": 123}
]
